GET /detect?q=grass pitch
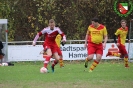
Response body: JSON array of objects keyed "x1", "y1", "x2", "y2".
[{"x1": 0, "y1": 61, "x2": 133, "y2": 88}]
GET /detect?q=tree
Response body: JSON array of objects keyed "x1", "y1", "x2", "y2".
[{"x1": 0, "y1": 0, "x2": 133, "y2": 41}]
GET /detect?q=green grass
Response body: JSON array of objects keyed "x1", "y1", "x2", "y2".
[{"x1": 0, "y1": 61, "x2": 133, "y2": 88}]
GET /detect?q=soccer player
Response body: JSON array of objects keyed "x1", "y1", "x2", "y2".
[
  {"x1": 84, "y1": 17, "x2": 108, "y2": 72},
  {"x1": 40, "y1": 30, "x2": 65, "y2": 68},
  {"x1": 55, "y1": 34, "x2": 64, "y2": 68},
  {"x1": 32, "y1": 19, "x2": 66, "y2": 72},
  {"x1": 0, "y1": 41, "x2": 4, "y2": 62},
  {"x1": 106, "y1": 19, "x2": 130, "y2": 68}
]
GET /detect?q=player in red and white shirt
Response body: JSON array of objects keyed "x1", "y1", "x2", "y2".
[{"x1": 32, "y1": 19, "x2": 66, "y2": 72}]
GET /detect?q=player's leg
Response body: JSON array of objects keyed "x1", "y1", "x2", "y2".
[
  {"x1": 89, "y1": 54, "x2": 101, "y2": 72},
  {"x1": 89, "y1": 44, "x2": 102, "y2": 72},
  {"x1": 59, "y1": 55, "x2": 64, "y2": 68},
  {"x1": 0, "y1": 50, "x2": 4, "y2": 63},
  {"x1": 120, "y1": 45, "x2": 129, "y2": 67},
  {"x1": 50, "y1": 44, "x2": 61, "y2": 72},
  {"x1": 51, "y1": 52, "x2": 60, "y2": 72},
  {"x1": 124, "y1": 54, "x2": 129, "y2": 68},
  {"x1": 40, "y1": 49, "x2": 47, "y2": 58},
  {"x1": 84, "y1": 43, "x2": 94, "y2": 68},
  {"x1": 50, "y1": 52, "x2": 64, "y2": 68},
  {"x1": 84, "y1": 54, "x2": 94, "y2": 68},
  {"x1": 0, "y1": 55, "x2": 3, "y2": 63},
  {"x1": 57, "y1": 47, "x2": 64, "y2": 68},
  {"x1": 43, "y1": 48, "x2": 52, "y2": 69}
]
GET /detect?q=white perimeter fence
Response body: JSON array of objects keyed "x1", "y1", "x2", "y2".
[{"x1": 3, "y1": 40, "x2": 133, "y2": 62}]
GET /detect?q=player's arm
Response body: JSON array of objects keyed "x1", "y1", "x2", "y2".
[
  {"x1": 113, "y1": 29, "x2": 120, "y2": 44},
  {"x1": 57, "y1": 28, "x2": 66, "y2": 46},
  {"x1": 57, "y1": 28, "x2": 66, "y2": 42},
  {"x1": 85, "y1": 33, "x2": 88, "y2": 45},
  {"x1": 60, "y1": 33, "x2": 66, "y2": 46},
  {"x1": 32, "y1": 28, "x2": 46, "y2": 46},
  {"x1": 103, "y1": 35, "x2": 108, "y2": 44},
  {"x1": 60, "y1": 33, "x2": 66, "y2": 41},
  {"x1": 84, "y1": 28, "x2": 89, "y2": 48},
  {"x1": 103, "y1": 35, "x2": 108, "y2": 50},
  {"x1": 58, "y1": 35, "x2": 65, "y2": 46},
  {"x1": 113, "y1": 34, "x2": 117, "y2": 43}
]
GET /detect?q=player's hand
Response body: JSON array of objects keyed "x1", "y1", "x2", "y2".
[
  {"x1": 61, "y1": 42, "x2": 65, "y2": 46},
  {"x1": 32, "y1": 41, "x2": 36, "y2": 46},
  {"x1": 103, "y1": 43, "x2": 106, "y2": 50},
  {"x1": 61, "y1": 40, "x2": 66, "y2": 46}
]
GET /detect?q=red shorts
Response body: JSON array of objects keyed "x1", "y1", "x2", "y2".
[
  {"x1": 87, "y1": 43, "x2": 103, "y2": 55},
  {"x1": 56, "y1": 46, "x2": 62, "y2": 56},
  {"x1": 118, "y1": 44, "x2": 128, "y2": 55},
  {"x1": 43, "y1": 42, "x2": 62, "y2": 56}
]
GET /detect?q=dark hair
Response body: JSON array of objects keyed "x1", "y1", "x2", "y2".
[
  {"x1": 91, "y1": 17, "x2": 99, "y2": 23},
  {"x1": 121, "y1": 19, "x2": 127, "y2": 23}
]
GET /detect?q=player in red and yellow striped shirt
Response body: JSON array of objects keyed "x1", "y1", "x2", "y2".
[
  {"x1": 106, "y1": 19, "x2": 130, "y2": 68},
  {"x1": 84, "y1": 17, "x2": 108, "y2": 72},
  {"x1": 55, "y1": 34, "x2": 64, "y2": 68}
]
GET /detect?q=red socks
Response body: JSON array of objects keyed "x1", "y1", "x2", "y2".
[
  {"x1": 52, "y1": 60, "x2": 59, "y2": 67},
  {"x1": 43, "y1": 56, "x2": 51, "y2": 68}
]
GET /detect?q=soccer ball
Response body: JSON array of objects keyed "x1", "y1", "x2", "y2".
[
  {"x1": 2, "y1": 63, "x2": 8, "y2": 66},
  {"x1": 40, "y1": 67, "x2": 48, "y2": 73}
]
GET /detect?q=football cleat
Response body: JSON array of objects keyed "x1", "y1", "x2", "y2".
[
  {"x1": 60, "y1": 65, "x2": 64, "y2": 68},
  {"x1": 89, "y1": 70, "x2": 92, "y2": 72},
  {"x1": 51, "y1": 66, "x2": 54, "y2": 73},
  {"x1": 84, "y1": 59, "x2": 88, "y2": 68},
  {"x1": 125, "y1": 65, "x2": 129, "y2": 68}
]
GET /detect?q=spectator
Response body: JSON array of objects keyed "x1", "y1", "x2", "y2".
[{"x1": 0, "y1": 41, "x2": 4, "y2": 63}]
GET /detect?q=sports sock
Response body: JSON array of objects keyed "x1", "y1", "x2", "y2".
[
  {"x1": 43, "y1": 52, "x2": 48, "y2": 58},
  {"x1": 43, "y1": 56, "x2": 51, "y2": 68},
  {"x1": 124, "y1": 56, "x2": 129, "y2": 67},
  {"x1": 52, "y1": 60, "x2": 59, "y2": 67},
  {"x1": 90, "y1": 60, "x2": 99, "y2": 71},
  {"x1": 59, "y1": 58, "x2": 64, "y2": 67}
]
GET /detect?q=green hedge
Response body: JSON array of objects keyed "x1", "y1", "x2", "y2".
[{"x1": 0, "y1": 0, "x2": 133, "y2": 41}]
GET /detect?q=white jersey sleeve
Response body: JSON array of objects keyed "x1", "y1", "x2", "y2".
[
  {"x1": 56, "y1": 27, "x2": 66, "y2": 41},
  {"x1": 41, "y1": 27, "x2": 47, "y2": 34},
  {"x1": 56, "y1": 27, "x2": 63, "y2": 34}
]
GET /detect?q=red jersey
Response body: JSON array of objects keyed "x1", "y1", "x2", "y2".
[{"x1": 33, "y1": 26, "x2": 66, "y2": 44}]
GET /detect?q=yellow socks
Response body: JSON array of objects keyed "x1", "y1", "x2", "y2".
[
  {"x1": 89, "y1": 60, "x2": 99, "y2": 72},
  {"x1": 124, "y1": 57, "x2": 129, "y2": 67},
  {"x1": 59, "y1": 58, "x2": 64, "y2": 68}
]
